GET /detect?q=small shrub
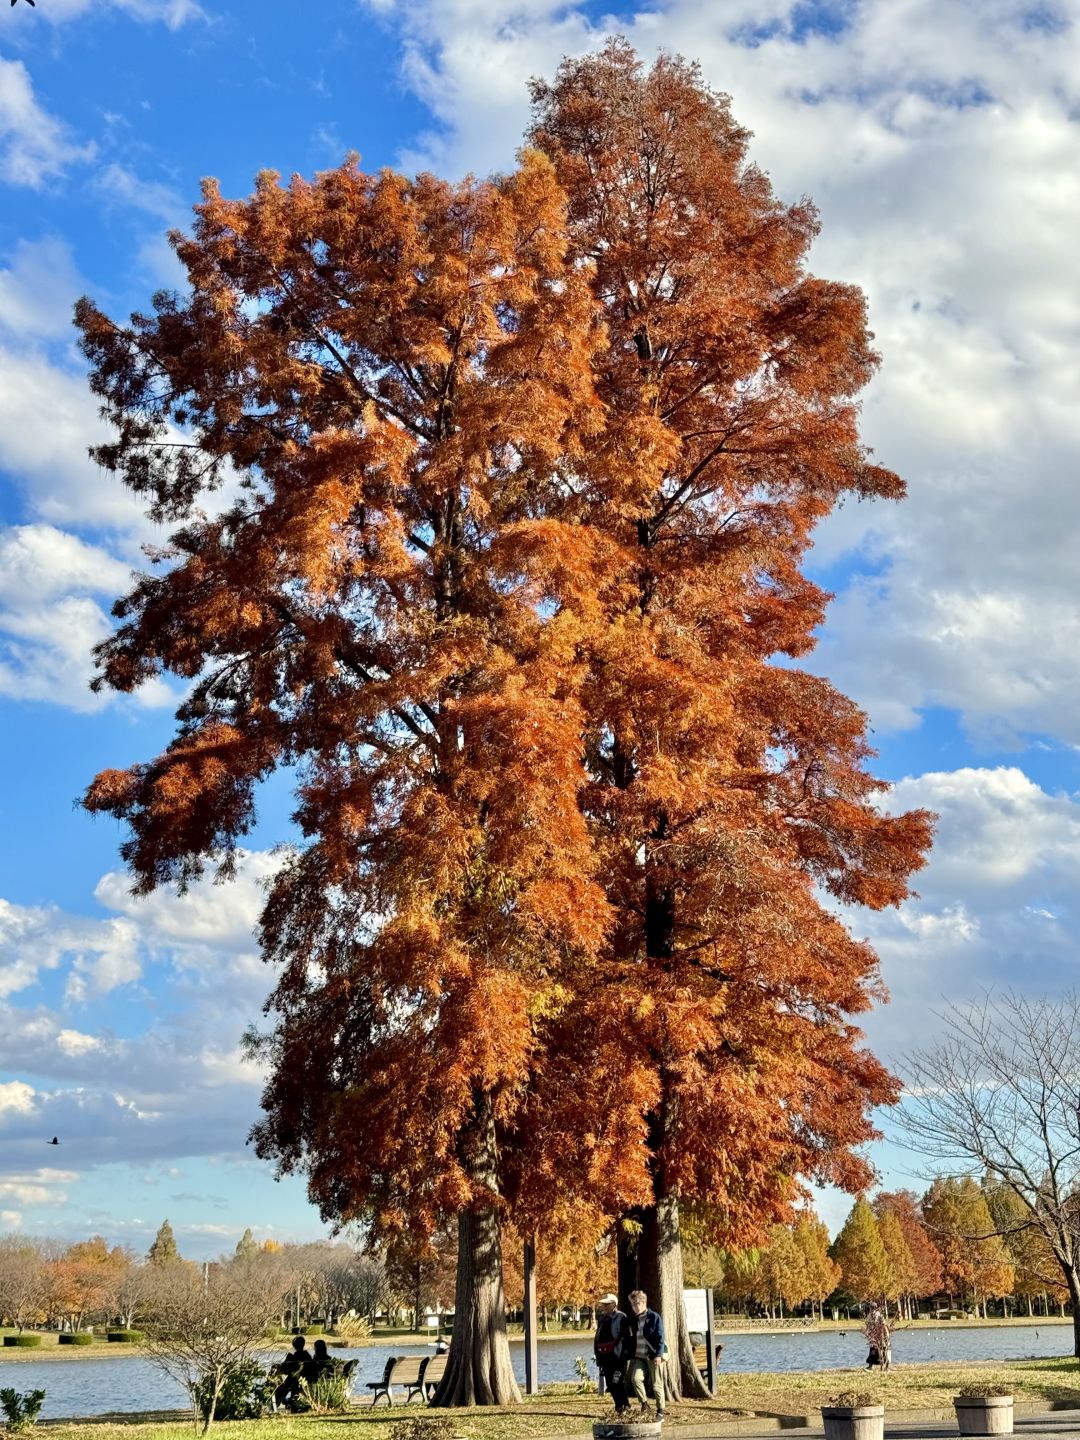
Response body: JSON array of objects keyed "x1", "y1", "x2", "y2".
[
  {"x1": 826, "y1": 1392, "x2": 879, "y2": 1409},
  {"x1": 0, "y1": 1389, "x2": 46, "y2": 1433},
  {"x1": 573, "y1": 1355, "x2": 592, "y2": 1392},
  {"x1": 956, "y1": 1387, "x2": 1013, "y2": 1400},
  {"x1": 388, "y1": 1419, "x2": 456, "y2": 1440},
  {"x1": 1, "y1": 1339, "x2": 40, "y2": 1350},
  {"x1": 194, "y1": 1361, "x2": 272, "y2": 1421},
  {"x1": 58, "y1": 1334, "x2": 94, "y2": 1347},
  {"x1": 295, "y1": 1372, "x2": 350, "y2": 1415},
  {"x1": 106, "y1": 1330, "x2": 143, "y2": 1343}
]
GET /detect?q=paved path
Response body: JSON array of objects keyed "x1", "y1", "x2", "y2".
[{"x1": 730, "y1": 1416, "x2": 1080, "y2": 1440}]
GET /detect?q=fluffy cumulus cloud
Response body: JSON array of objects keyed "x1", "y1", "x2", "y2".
[
  {"x1": 362, "y1": 0, "x2": 1080, "y2": 748},
  {"x1": 0, "y1": 233, "x2": 176, "y2": 710},
  {"x1": 850, "y1": 766, "x2": 1080, "y2": 1063},
  {"x1": 0, "y1": 851, "x2": 284, "y2": 1187}
]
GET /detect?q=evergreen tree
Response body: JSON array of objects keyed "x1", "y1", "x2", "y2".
[
  {"x1": 148, "y1": 1220, "x2": 181, "y2": 1267},
  {"x1": 234, "y1": 1228, "x2": 259, "y2": 1262}
]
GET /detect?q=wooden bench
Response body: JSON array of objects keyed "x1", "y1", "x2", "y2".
[
  {"x1": 420, "y1": 1353, "x2": 447, "y2": 1400},
  {"x1": 367, "y1": 1355, "x2": 429, "y2": 1405}
]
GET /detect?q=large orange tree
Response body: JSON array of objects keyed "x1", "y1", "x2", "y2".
[
  {"x1": 76, "y1": 155, "x2": 609, "y2": 1405},
  {"x1": 525, "y1": 42, "x2": 934, "y2": 1396}
]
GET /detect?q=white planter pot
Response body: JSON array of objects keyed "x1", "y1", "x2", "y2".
[
  {"x1": 953, "y1": 1397, "x2": 1014, "y2": 1436},
  {"x1": 821, "y1": 1405, "x2": 885, "y2": 1440}
]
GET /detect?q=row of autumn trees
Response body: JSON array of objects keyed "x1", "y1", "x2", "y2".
[
  {"x1": 0, "y1": 1223, "x2": 393, "y2": 1334},
  {"x1": 710, "y1": 1182, "x2": 1071, "y2": 1323},
  {"x1": 76, "y1": 39, "x2": 933, "y2": 1406}
]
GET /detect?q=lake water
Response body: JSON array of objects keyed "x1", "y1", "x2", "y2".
[{"x1": 2, "y1": 1326, "x2": 1074, "y2": 1420}]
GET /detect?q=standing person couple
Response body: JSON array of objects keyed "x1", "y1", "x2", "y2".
[{"x1": 594, "y1": 1290, "x2": 667, "y2": 1419}]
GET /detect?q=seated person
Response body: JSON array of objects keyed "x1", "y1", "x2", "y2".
[
  {"x1": 303, "y1": 1338, "x2": 334, "y2": 1384},
  {"x1": 273, "y1": 1335, "x2": 311, "y2": 1409}
]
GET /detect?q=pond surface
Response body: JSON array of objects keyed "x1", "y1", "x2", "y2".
[{"x1": 2, "y1": 1326, "x2": 1074, "y2": 1420}]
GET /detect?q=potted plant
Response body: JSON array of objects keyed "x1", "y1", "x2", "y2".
[
  {"x1": 821, "y1": 1391, "x2": 885, "y2": 1440},
  {"x1": 953, "y1": 1386, "x2": 1014, "y2": 1436}
]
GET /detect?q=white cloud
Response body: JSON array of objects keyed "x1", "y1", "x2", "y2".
[
  {"x1": 0, "y1": 57, "x2": 95, "y2": 188},
  {"x1": 0, "y1": 898, "x2": 141, "y2": 1000},
  {"x1": 92, "y1": 162, "x2": 184, "y2": 224},
  {"x1": 851, "y1": 767, "x2": 1080, "y2": 1063},
  {"x1": 0, "y1": 525, "x2": 132, "y2": 605},
  {"x1": 0, "y1": 238, "x2": 86, "y2": 339},
  {"x1": 0, "y1": 851, "x2": 281, "y2": 1185},
  {"x1": 0, "y1": 1080, "x2": 36, "y2": 1118},
  {"x1": 94, "y1": 849, "x2": 282, "y2": 957},
  {"x1": 0, "y1": 1169, "x2": 75, "y2": 1207},
  {"x1": 359, "y1": 0, "x2": 1080, "y2": 748},
  {"x1": 56, "y1": 1028, "x2": 102, "y2": 1057}
]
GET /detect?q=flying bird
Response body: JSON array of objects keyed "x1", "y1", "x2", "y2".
[{"x1": 47, "y1": 1136, "x2": 59, "y2": 1145}]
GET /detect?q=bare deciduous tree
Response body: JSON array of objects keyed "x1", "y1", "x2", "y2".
[
  {"x1": 901, "y1": 992, "x2": 1080, "y2": 1355},
  {"x1": 0, "y1": 1239, "x2": 47, "y2": 1333},
  {"x1": 141, "y1": 1262, "x2": 281, "y2": 1433}
]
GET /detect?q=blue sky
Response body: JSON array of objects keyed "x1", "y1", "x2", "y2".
[{"x1": 2, "y1": 0, "x2": 1080, "y2": 1257}]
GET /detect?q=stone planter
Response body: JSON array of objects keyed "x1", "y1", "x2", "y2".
[
  {"x1": 821, "y1": 1404, "x2": 885, "y2": 1440},
  {"x1": 953, "y1": 1396, "x2": 1014, "y2": 1435},
  {"x1": 592, "y1": 1423, "x2": 663, "y2": 1440}
]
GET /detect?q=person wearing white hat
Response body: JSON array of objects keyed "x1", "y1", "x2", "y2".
[{"x1": 593, "y1": 1293, "x2": 629, "y2": 1413}]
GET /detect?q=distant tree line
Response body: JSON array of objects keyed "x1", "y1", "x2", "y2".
[
  {"x1": 0, "y1": 1222, "x2": 387, "y2": 1335},
  {"x1": 688, "y1": 1180, "x2": 1070, "y2": 1321}
]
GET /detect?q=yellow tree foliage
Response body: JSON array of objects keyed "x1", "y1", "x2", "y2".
[
  {"x1": 921, "y1": 1178, "x2": 1014, "y2": 1311},
  {"x1": 877, "y1": 1209, "x2": 917, "y2": 1314},
  {"x1": 832, "y1": 1198, "x2": 891, "y2": 1303},
  {"x1": 793, "y1": 1214, "x2": 841, "y2": 1317},
  {"x1": 874, "y1": 1190, "x2": 942, "y2": 1300}
]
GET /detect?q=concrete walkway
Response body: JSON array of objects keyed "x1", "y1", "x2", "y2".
[{"x1": 720, "y1": 1415, "x2": 1080, "y2": 1440}]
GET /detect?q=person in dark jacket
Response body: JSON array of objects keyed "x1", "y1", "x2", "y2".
[
  {"x1": 593, "y1": 1293, "x2": 628, "y2": 1413},
  {"x1": 273, "y1": 1335, "x2": 311, "y2": 1409},
  {"x1": 303, "y1": 1337, "x2": 334, "y2": 1383},
  {"x1": 624, "y1": 1290, "x2": 666, "y2": 1418}
]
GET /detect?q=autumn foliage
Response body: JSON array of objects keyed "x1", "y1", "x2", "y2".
[{"x1": 76, "y1": 40, "x2": 932, "y2": 1405}]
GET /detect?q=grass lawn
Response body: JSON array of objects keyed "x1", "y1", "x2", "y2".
[{"x1": 27, "y1": 1357, "x2": 1080, "y2": 1440}]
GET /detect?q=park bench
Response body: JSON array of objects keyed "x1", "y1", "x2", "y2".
[
  {"x1": 420, "y1": 1353, "x2": 447, "y2": 1399},
  {"x1": 367, "y1": 1355, "x2": 429, "y2": 1405}
]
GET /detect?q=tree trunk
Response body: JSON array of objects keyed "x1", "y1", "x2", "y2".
[
  {"x1": 432, "y1": 1090, "x2": 520, "y2": 1406},
  {"x1": 637, "y1": 1194, "x2": 710, "y2": 1401}
]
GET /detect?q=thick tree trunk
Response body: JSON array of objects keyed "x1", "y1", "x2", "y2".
[
  {"x1": 432, "y1": 1090, "x2": 521, "y2": 1406},
  {"x1": 637, "y1": 1194, "x2": 710, "y2": 1401}
]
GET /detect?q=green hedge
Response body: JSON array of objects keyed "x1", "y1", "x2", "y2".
[
  {"x1": 59, "y1": 1332, "x2": 95, "y2": 1346},
  {"x1": 106, "y1": 1330, "x2": 144, "y2": 1343},
  {"x1": 296, "y1": 1324, "x2": 323, "y2": 1336},
  {"x1": 3, "y1": 1335, "x2": 42, "y2": 1347}
]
